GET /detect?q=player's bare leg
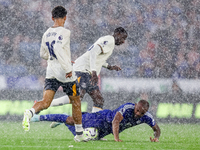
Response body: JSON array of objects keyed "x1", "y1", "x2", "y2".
[
  {"x1": 69, "y1": 95, "x2": 82, "y2": 125},
  {"x1": 33, "y1": 94, "x2": 70, "y2": 128},
  {"x1": 33, "y1": 90, "x2": 56, "y2": 112},
  {"x1": 22, "y1": 90, "x2": 55, "y2": 131},
  {"x1": 50, "y1": 89, "x2": 86, "y2": 128},
  {"x1": 80, "y1": 89, "x2": 87, "y2": 100},
  {"x1": 88, "y1": 89, "x2": 107, "y2": 140},
  {"x1": 69, "y1": 95, "x2": 89, "y2": 142},
  {"x1": 89, "y1": 89, "x2": 104, "y2": 112}
]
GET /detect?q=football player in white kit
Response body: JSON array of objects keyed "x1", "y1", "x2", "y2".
[
  {"x1": 22, "y1": 6, "x2": 89, "y2": 142},
  {"x1": 47, "y1": 27, "x2": 128, "y2": 113}
]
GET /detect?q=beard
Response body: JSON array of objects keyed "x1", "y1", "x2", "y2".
[{"x1": 115, "y1": 40, "x2": 122, "y2": 45}]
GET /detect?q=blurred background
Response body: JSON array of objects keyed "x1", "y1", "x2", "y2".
[{"x1": 0, "y1": 0, "x2": 200, "y2": 123}]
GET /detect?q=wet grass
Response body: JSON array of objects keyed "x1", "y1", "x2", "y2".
[{"x1": 0, "y1": 121, "x2": 199, "y2": 150}]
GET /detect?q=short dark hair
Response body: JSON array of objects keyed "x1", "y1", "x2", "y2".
[
  {"x1": 114, "y1": 27, "x2": 128, "y2": 36},
  {"x1": 138, "y1": 99, "x2": 149, "y2": 109},
  {"x1": 52, "y1": 6, "x2": 67, "y2": 19}
]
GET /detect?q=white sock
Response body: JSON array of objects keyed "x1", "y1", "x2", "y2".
[
  {"x1": 50, "y1": 95, "x2": 70, "y2": 107},
  {"x1": 92, "y1": 107, "x2": 102, "y2": 113},
  {"x1": 29, "y1": 108, "x2": 35, "y2": 117},
  {"x1": 75, "y1": 124, "x2": 84, "y2": 133}
]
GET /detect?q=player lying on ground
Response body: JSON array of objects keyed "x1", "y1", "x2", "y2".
[{"x1": 31, "y1": 100, "x2": 161, "y2": 142}]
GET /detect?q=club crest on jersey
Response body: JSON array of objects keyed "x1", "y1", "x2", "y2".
[
  {"x1": 103, "y1": 41, "x2": 108, "y2": 45},
  {"x1": 58, "y1": 35, "x2": 63, "y2": 40}
]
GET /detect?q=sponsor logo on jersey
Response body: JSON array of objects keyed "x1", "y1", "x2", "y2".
[
  {"x1": 120, "y1": 108, "x2": 125, "y2": 114},
  {"x1": 99, "y1": 41, "x2": 108, "y2": 48}
]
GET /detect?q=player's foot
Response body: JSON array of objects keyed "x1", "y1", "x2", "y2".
[
  {"x1": 74, "y1": 132, "x2": 90, "y2": 142},
  {"x1": 30, "y1": 114, "x2": 40, "y2": 122},
  {"x1": 50, "y1": 122, "x2": 63, "y2": 128},
  {"x1": 22, "y1": 110, "x2": 32, "y2": 131}
]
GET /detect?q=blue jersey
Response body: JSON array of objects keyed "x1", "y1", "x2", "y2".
[{"x1": 65, "y1": 103, "x2": 156, "y2": 139}]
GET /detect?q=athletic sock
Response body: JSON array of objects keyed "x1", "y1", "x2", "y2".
[
  {"x1": 75, "y1": 124, "x2": 83, "y2": 135},
  {"x1": 92, "y1": 107, "x2": 102, "y2": 113},
  {"x1": 40, "y1": 114, "x2": 69, "y2": 123},
  {"x1": 50, "y1": 95, "x2": 70, "y2": 107},
  {"x1": 29, "y1": 108, "x2": 35, "y2": 117}
]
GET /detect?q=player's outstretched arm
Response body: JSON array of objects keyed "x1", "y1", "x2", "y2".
[
  {"x1": 150, "y1": 123, "x2": 160, "y2": 142},
  {"x1": 107, "y1": 65, "x2": 121, "y2": 71},
  {"x1": 112, "y1": 112, "x2": 123, "y2": 142}
]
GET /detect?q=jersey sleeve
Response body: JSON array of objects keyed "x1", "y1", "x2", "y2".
[
  {"x1": 53, "y1": 30, "x2": 72, "y2": 73},
  {"x1": 102, "y1": 62, "x2": 108, "y2": 68},
  {"x1": 40, "y1": 35, "x2": 49, "y2": 60},
  {"x1": 142, "y1": 112, "x2": 156, "y2": 127},
  {"x1": 118, "y1": 103, "x2": 134, "y2": 118}
]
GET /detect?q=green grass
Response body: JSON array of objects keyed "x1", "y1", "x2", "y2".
[{"x1": 0, "y1": 122, "x2": 200, "y2": 150}]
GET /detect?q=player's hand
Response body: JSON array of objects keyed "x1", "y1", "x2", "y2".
[
  {"x1": 71, "y1": 61, "x2": 75, "y2": 64},
  {"x1": 150, "y1": 137, "x2": 159, "y2": 142},
  {"x1": 115, "y1": 138, "x2": 123, "y2": 142},
  {"x1": 91, "y1": 71, "x2": 98, "y2": 85},
  {"x1": 107, "y1": 65, "x2": 121, "y2": 71},
  {"x1": 66, "y1": 72, "x2": 72, "y2": 78}
]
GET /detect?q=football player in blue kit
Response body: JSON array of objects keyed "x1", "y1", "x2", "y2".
[{"x1": 32, "y1": 100, "x2": 160, "y2": 142}]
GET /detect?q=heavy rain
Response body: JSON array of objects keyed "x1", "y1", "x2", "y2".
[{"x1": 0, "y1": 0, "x2": 200, "y2": 149}]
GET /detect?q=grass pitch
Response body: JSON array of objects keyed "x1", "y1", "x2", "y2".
[{"x1": 0, "y1": 121, "x2": 199, "y2": 150}]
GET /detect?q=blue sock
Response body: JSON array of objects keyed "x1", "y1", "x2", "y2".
[
  {"x1": 65, "y1": 124, "x2": 76, "y2": 136},
  {"x1": 40, "y1": 114, "x2": 69, "y2": 123}
]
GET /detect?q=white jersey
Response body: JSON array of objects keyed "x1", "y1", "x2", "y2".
[
  {"x1": 73, "y1": 35, "x2": 115, "y2": 75},
  {"x1": 40, "y1": 27, "x2": 76, "y2": 82}
]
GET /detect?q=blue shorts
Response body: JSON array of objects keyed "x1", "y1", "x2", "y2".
[
  {"x1": 75, "y1": 71, "x2": 99, "y2": 93},
  {"x1": 44, "y1": 78, "x2": 80, "y2": 96}
]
